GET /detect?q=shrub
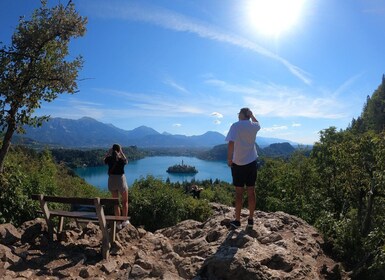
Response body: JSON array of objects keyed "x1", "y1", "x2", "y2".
[{"x1": 129, "y1": 176, "x2": 212, "y2": 231}]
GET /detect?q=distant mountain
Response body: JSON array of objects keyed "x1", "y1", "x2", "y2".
[
  {"x1": 20, "y1": 117, "x2": 130, "y2": 148},
  {"x1": 256, "y1": 136, "x2": 299, "y2": 148},
  {"x1": 262, "y1": 142, "x2": 296, "y2": 157},
  {"x1": 125, "y1": 126, "x2": 159, "y2": 139},
  {"x1": 199, "y1": 142, "x2": 300, "y2": 161},
  {"x1": 17, "y1": 117, "x2": 300, "y2": 148}
]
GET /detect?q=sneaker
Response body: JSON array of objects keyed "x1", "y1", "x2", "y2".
[
  {"x1": 230, "y1": 220, "x2": 241, "y2": 229},
  {"x1": 117, "y1": 223, "x2": 122, "y2": 230},
  {"x1": 247, "y1": 219, "x2": 254, "y2": 229},
  {"x1": 121, "y1": 220, "x2": 130, "y2": 227}
]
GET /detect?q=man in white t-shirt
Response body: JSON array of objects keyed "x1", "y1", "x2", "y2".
[{"x1": 225, "y1": 107, "x2": 261, "y2": 229}]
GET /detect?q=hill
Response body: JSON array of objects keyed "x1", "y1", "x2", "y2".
[
  {"x1": 18, "y1": 117, "x2": 300, "y2": 148},
  {"x1": 350, "y1": 74, "x2": 385, "y2": 133},
  {"x1": 199, "y1": 142, "x2": 300, "y2": 161}
]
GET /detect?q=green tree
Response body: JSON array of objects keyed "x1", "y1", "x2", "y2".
[
  {"x1": 351, "y1": 75, "x2": 385, "y2": 134},
  {"x1": 0, "y1": 1, "x2": 87, "y2": 173}
]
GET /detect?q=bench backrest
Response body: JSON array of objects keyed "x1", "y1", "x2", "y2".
[{"x1": 31, "y1": 194, "x2": 120, "y2": 208}]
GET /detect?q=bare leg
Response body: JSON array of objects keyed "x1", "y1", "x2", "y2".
[
  {"x1": 111, "y1": 190, "x2": 121, "y2": 216},
  {"x1": 121, "y1": 190, "x2": 128, "y2": 217},
  {"x1": 235, "y1": 187, "x2": 244, "y2": 221},
  {"x1": 247, "y1": 186, "x2": 256, "y2": 219}
]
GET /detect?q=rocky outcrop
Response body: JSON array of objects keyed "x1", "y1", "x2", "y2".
[{"x1": 0, "y1": 203, "x2": 348, "y2": 279}]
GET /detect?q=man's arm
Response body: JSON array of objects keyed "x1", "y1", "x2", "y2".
[
  {"x1": 249, "y1": 111, "x2": 261, "y2": 131},
  {"x1": 227, "y1": 141, "x2": 234, "y2": 166}
]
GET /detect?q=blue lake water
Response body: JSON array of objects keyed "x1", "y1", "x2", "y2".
[{"x1": 74, "y1": 156, "x2": 232, "y2": 190}]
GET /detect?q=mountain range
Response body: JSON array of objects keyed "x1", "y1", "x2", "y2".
[{"x1": 17, "y1": 117, "x2": 300, "y2": 148}]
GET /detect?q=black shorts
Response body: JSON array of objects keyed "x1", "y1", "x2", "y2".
[{"x1": 231, "y1": 160, "x2": 257, "y2": 187}]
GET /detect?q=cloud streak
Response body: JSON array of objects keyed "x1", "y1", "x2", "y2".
[
  {"x1": 88, "y1": 1, "x2": 312, "y2": 85},
  {"x1": 206, "y1": 79, "x2": 347, "y2": 119}
]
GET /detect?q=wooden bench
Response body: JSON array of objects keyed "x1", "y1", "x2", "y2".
[{"x1": 31, "y1": 194, "x2": 129, "y2": 259}]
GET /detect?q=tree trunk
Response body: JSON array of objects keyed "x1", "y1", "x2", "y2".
[
  {"x1": 0, "y1": 122, "x2": 16, "y2": 174},
  {"x1": 361, "y1": 179, "x2": 375, "y2": 236}
]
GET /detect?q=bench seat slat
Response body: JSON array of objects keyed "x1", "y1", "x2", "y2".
[
  {"x1": 105, "y1": 215, "x2": 129, "y2": 221},
  {"x1": 31, "y1": 195, "x2": 120, "y2": 207},
  {"x1": 49, "y1": 210, "x2": 98, "y2": 219},
  {"x1": 47, "y1": 210, "x2": 129, "y2": 222}
]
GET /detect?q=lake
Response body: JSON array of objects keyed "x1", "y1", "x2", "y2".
[{"x1": 74, "y1": 156, "x2": 232, "y2": 190}]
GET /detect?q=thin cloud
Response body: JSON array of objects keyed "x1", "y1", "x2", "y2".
[
  {"x1": 211, "y1": 112, "x2": 224, "y2": 118},
  {"x1": 213, "y1": 119, "x2": 221, "y2": 125},
  {"x1": 292, "y1": 122, "x2": 301, "y2": 127},
  {"x1": 95, "y1": 88, "x2": 203, "y2": 115},
  {"x1": 262, "y1": 125, "x2": 288, "y2": 132},
  {"x1": 88, "y1": 1, "x2": 312, "y2": 85},
  {"x1": 206, "y1": 79, "x2": 347, "y2": 119},
  {"x1": 163, "y1": 78, "x2": 189, "y2": 94},
  {"x1": 173, "y1": 123, "x2": 182, "y2": 127},
  {"x1": 332, "y1": 73, "x2": 363, "y2": 97}
]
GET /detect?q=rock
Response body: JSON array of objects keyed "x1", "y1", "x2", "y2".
[
  {"x1": 0, "y1": 224, "x2": 21, "y2": 245},
  {"x1": 0, "y1": 203, "x2": 348, "y2": 280},
  {"x1": 101, "y1": 260, "x2": 117, "y2": 274},
  {"x1": 20, "y1": 218, "x2": 46, "y2": 244},
  {"x1": 79, "y1": 266, "x2": 94, "y2": 278},
  {"x1": 0, "y1": 244, "x2": 22, "y2": 265},
  {"x1": 110, "y1": 240, "x2": 124, "y2": 256},
  {"x1": 17, "y1": 270, "x2": 34, "y2": 278},
  {"x1": 130, "y1": 264, "x2": 150, "y2": 278}
]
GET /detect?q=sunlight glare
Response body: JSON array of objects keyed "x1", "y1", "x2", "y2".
[{"x1": 246, "y1": 0, "x2": 306, "y2": 37}]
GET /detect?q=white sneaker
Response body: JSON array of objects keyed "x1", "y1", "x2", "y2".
[{"x1": 121, "y1": 220, "x2": 130, "y2": 227}]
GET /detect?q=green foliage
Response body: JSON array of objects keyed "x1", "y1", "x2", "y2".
[
  {"x1": 364, "y1": 227, "x2": 385, "y2": 279},
  {"x1": 0, "y1": 1, "x2": 87, "y2": 172},
  {"x1": 0, "y1": 146, "x2": 107, "y2": 226},
  {"x1": 311, "y1": 129, "x2": 385, "y2": 277},
  {"x1": 200, "y1": 182, "x2": 234, "y2": 206},
  {"x1": 256, "y1": 153, "x2": 322, "y2": 223},
  {"x1": 351, "y1": 75, "x2": 385, "y2": 134},
  {"x1": 129, "y1": 176, "x2": 212, "y2": 232},
  {"x1": 50, "y1": 146, "x2": 146, "y2": 168},
  {"x1": 315, "y1": 209, "x2": 363, "y2": 266}
]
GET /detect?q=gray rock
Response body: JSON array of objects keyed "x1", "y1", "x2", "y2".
[
  {"x1": 0, "y1": 244, "x2": 22, "y2": 265},
  {"x1": 0, "y1": 223, "x2": 21, "y2": 245},
  {"x1": 101, "y1": 260, "x2": 117, "y2": 274},
  {"x1": 130, "y1": 264, "x2": 150, "y2": 278}
]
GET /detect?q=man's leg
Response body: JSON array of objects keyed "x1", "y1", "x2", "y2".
[
  {"x1": 247, "y1": 186, "x2": 256, "y2": 220},
  {"x1": 235, "y1": 187, "x2": 244, "y2": 221}
]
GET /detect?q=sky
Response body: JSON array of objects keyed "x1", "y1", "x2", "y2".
[{"x1": 1, "y1": 0, "x2": 385, "y2": 145}]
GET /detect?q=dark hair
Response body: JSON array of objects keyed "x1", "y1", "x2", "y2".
[
  {"x1": 239, "y1": 108, "x2": 250, "y2": 119},
  {"x1": 111, "y1": 144, "x2": 121, "y2": 161},
  {"x1": 112, "y1": 144, "x2": 121, "y2": 152}
]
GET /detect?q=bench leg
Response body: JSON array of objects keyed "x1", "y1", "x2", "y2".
[
  {"x1": 94, "y1": 198, "x2": 111, "y2": 259},
  {"x1": 110, "y1": 221, "x2": 117, "y2": 243},
  {"x1": 58, "y1": 216, "x2": 64, "y2": 233},
  {"x1": 47, "y1": 220, "x2": 54, "y2": 243}
]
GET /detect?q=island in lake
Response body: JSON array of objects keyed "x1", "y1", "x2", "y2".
[{"x1": 166, "y1": 160, "x2": 198, "y2": 174}]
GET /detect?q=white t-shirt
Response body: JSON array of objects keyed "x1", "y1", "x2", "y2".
[{"x1": 225, "y1": 120, "x2": 261, "y2": 165}]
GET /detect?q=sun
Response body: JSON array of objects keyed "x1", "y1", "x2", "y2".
[{"x1": 245, "y1": 0, "x2": 306, "y2": 37}]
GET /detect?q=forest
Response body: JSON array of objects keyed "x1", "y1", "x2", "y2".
[{"x1": 0, "y1": 77, "x2": 384, "y2": 279}]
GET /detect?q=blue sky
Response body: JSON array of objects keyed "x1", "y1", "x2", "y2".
[{"x1": 1, "y1": 0, "x2": 385, "y2": 144}]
